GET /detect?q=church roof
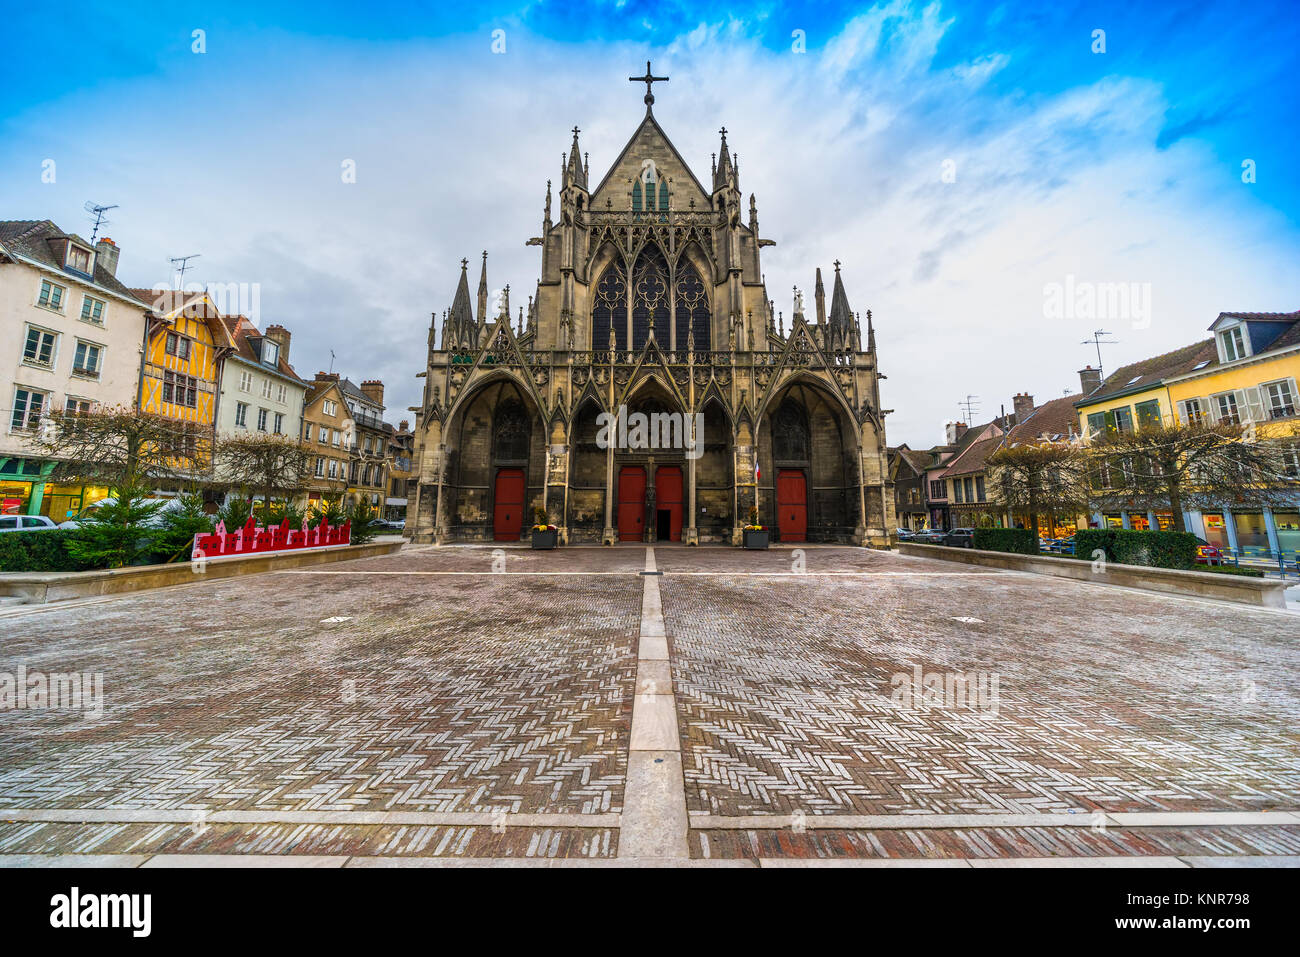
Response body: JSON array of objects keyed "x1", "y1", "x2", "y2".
[{"x1": 589, "y1": 109, "x2": 711, "y2": 207}]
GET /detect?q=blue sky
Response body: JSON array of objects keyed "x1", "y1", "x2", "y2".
[{"x1": 2, "y1": 0, "x2": 1297, "y2": 444}]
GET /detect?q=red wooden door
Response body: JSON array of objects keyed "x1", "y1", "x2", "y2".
[
  {"x1": 777, "y1": 469, "x2": 807, "y2": 542},
  {"x1": 655, "y1": 466, "x2": 683, "y2": 542},
  {"x1": 493, "y1": 468, "x2": 525, "y2": 541},
  {"x1": 617, "y1": 466, "x2": 646, "y2": 542}
]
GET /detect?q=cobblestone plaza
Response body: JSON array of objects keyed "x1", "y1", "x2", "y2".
[{"x1": 1, "y1": 544, "x2": 1296, "y2": 867}]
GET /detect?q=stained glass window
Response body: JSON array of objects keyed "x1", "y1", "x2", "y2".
[
  {"x1": 673, "y1": 260, "x2": 710, "y2": 350},
  {"x1": 493, "y1": 400, "x2": 530, "y2": 463},
  {"x1": 592, "y1": 259, "x2": 627, "y2": 351},
  {"x1": 631, "y1": 245, "x2": 669, "y2": 349},
  {"x1": 772, "y1": 401, "x2": 809, "y2": 462}
]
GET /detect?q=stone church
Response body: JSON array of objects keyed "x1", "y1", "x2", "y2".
[{"x1": 409, "y1": 66, "x2": 895, "y2": 545}]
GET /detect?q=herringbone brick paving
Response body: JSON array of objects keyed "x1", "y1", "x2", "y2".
[
  {"x1": 2, "y1": 544, "x2": 1298, "y2": 861},
  {"x1": 662, "y1": 561, "x2": 1300, "y2": 818}
]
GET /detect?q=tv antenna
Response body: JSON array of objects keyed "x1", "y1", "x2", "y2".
[
  {"x1": 958, "y1": 394, "x2": 980, "y2": 426},
  {"x1": 1081, "y1": 329, "x2": 1118, "y2": 379},
  {"x1": 329, "y1": 350, "x2": 336, "y2": 373},
  {"x1": 168, "y1": 254, "x2": 201, "y2": 288},
  {"x1": 83, "y1": 201, "x2": 118, "y2": 242}
]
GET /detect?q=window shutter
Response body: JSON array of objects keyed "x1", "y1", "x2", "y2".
[
  {"x1": 1205, "y1": 396, "x2": 1221, "y2": 423},
  {"x1": 1175, "y1": 400, "x2": 1188, "y2": 424},
  {"x1": 1244, "y1": 386, "x2": 1266, "y2": 423}
]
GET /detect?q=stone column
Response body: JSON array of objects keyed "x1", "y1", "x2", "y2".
[
  {"x1": 686, "y1": 441, "x2": 699, "y2": 546},
  {"x1": 434, "y1": 445, "x2": 450, "y2": 544},
  {"x1": 602, "y1": 440, "x2": 616, "y2": 545}
]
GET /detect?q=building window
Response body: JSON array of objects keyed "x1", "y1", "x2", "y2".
[
  {"x1": 72, "y1": 341, "x2": 102, "y2": 377},
  {"x1": 1211, "y1": 392, "x2": 1240, "y2": 425},
  {"x1": 1134, "y1": 399, "x2": 1162, "y2": 429},
  {"x1": 235, "y1": 402, "x2": 249, "y2": 427},
  {"x1": 37, "y1": 279, "x2": 65, "y2": 310},
  {"x1": 323, "y1": 400, "x2": 337, "y2": 416},
  {"x1": 261, "y1": 379, "x2": 272, "y2": 398},
  {"x1": 1177, "y1": 398, "x2": 1205, "y2": 425},
  {"x1": 162, "y1": 371, "x2": 198, "y2": 407},
  {"x1": 276, "y1": 384, "x2": 287, "y2": 403},
  {"x1": 328, "y1": 460, "x2": 338, "y2": 479},
  {"x1": 332, "y1": 429, "x2": 340, "y2": 446},
  {"x1": 319, "y1": 425, "x2": 328, "y2": 443},
  {"x1": 239, "y1": 370, "x2": 253, "y2": 392},
  {"x1": 592, "y1": 259, "x2": 628, "y2": 352},
  {"x1": 23, "y1": 326, "x2": 57, "y2": 367},
  {"x1": 1263, "y1": 379, "x2": 1296, "y2": 420},
  {"x1": 11, "y1": 387, "x2": 47, "y2": 431},
  {"x1": 165, "y1": 333, "x2": 192, "y2": 360},
  {"x1": 953, "y1": 479, "x2": 964, "y2": 503},
  {"x1": 65, "y1": 396, "x2": 93, "y2": 415},
  {"x1": 273, "y1": 412, "x2": 284, "y2": 434},
  {"x1": 975, "y1": 476, "x2": 986, "y2": 502},
  {"x1": 1282, "y1": 445, "x2": 1300, "y2": 479},
  {"x1": 1220, "y1": 326, "x2": 1248, "y2": 362},
  {"x1": 262, "y1": 340, "x2": 279, "y2": 366},
  {"x1": 67, "y1": 245, "x2": 92, "y2": 273},
  {"x1": 315, "y1": 457, "x2": 325, "y2": 477},
  {"x1": 80, "y1": 295, "x2": 105, "y2": 324},
  {"x1": 257, "y1": 408, "x2": 269, "y2": 432},
  {"x1": 1112, "y1": 407, "x2": 1133, "y2": 434},
  {"x1": 929, "y1": 479, "x2": 944, "y2": 499}
]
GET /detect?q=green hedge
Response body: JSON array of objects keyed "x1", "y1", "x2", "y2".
[
  {"x1": 1073, "y1": 529, "x2": 1198, "y2": 570},
  {"x1": 0, "y1": 529, "x2": 97, "y2": 572},
  {"x1": 972, "y1": 527, "x2": 1037, "y2": 554}
]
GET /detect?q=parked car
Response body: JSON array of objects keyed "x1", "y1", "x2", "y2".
[
  {"x1": 58, "y1": 497, "x2": 185, "y2": 529},
  {"x1": 944, "y1": 527, "x2": 975, "y2": 548},
  {"x1": 895, "y1": 527, "x2": 915, "y2": 542},
  {"x1": 0, "y1": 515, "x2": 59, "y2": 533},
  {"x1": 368, "y1": 518, "x2": 406, "y2": 532},
  {"x1": 913, "y1": 528, "x2": 949, "y2": 545},
  {"x1": 1193, "y1": 537, "x2": 1224, "y2": 565}
]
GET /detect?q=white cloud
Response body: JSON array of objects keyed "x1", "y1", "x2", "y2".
[{"x1": 2, "y1": 3, "x2": 1295, "y2": 450}]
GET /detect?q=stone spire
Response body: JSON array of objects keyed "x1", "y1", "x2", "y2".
[
  {"x1": 712, "y1": 127, "x2": 734, "y2": 192},
  {"x1": 448, "y1": 258, "x2": 475, "y2": 348},
  {"x1": 476, "y1": 251, "x2": 489, "y2": 329},
  {"x1": 565, "y1": 126, "x2": 587, "y2": 190},
  {"x1": 829, "y1": 260, "x2": 853, "y2": 349},
  {"x1": 814, "y1": 267, "x2": 826, "y2": 326}
]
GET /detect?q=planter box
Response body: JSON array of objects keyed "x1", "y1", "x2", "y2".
[
  {"x1": 531, "y1": 528, "x2": 558, "y2": 550},
  {"x1": 896, "y1": 542, "x2": 1288, "y2": 609},
  {"x1": 742, "y1": 528, "x2": 769, "y2": 550}
]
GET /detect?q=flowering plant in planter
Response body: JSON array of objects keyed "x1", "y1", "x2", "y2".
[
  {"x1": 532, "y1": 507, "x2": 556, "y2": 532},
  {"x1": 531, "y1": 508, "x2": 559, "y2": 549},
  {"x1": 742, "y1": 506, "x2": 765, "y2": 531}
]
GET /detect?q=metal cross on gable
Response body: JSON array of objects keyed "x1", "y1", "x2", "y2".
[{"x1": 629, "y1": 60, "x2": 669, "y2": 109}]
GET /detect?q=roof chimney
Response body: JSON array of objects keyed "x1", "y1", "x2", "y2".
[
  {"x1": 944, "y1": 421, "x2": 968, "y2": 445},
  {"x1": 315, "y1": 371, "x2": 340, "y2": 382},
  {"x1": 399, "y1": 419, "x2": 409, "y2": 432},
  {"x1": 1078, "y1": 366, "x2": 1102, "y2": 395},
  {"x1": 264, "y1": 324, "x2": 291, "y2": 364},
  {"x1": 360, "y1": 379, "x2": 385, "y2": 407},
  {"x1": 95, "y1": 237, "x2": 120, "y2": 277},
  {"x1": 1012, "y1": 392, "x2": 1035, "y2": 424}
]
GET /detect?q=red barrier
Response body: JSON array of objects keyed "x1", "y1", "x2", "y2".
[{"x1": 192, "y1": 516, "x2": 352, "y2": 561}]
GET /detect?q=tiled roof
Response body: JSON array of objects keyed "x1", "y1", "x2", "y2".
[
  {"x1": 126, "y1": 287, "x2": 222, "y2": 318},
  {"x1": 939, "y1": 435, "x2": 1003, "y2": 478},
  {"x1": 1081, "y1": 339, "x2": 1216, "y2": 404},
  {"x1": 0, "y1": 219, "x2": 143, "y2": 302},
  {"x1": 1003, "y1": 393, "x2": 1080, "y2": 445},
  {"x1": 221, "y1": 315, "x2": 306, "y2": 384},
  {"x1": 1213, "y1": 309, "x2": 1300, "y2": 323}
]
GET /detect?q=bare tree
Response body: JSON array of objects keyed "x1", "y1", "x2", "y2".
[
  {"x1": 986, "y1": 442, "x2": 1090, "y2": 534},
  {"x1": 1083, "y1": 422, "x2": 1295, "y2": 533},
  {"x1": 30, "y1": 405, "x2": 213, "y2": 489},
  {"x1": 216, "y1": 433, "x2": 313, "y2": 509}
]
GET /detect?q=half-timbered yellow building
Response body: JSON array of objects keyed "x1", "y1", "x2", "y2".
[{"x1": 129, "y1": 288, "x2": 235, "y2": 476}]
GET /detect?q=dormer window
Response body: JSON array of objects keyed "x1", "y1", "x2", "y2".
[
  {"x1": 66, "y1": 244, "x2": 94, "y2": 275},
  {"x1": 1219, "y1": 324, "x2": 1249, "y2": 362},
  {"x1": 262, "y1": 339, "x2": 279, "y2": 367}
]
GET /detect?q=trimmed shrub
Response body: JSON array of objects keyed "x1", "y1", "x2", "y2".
[
  {"x1": 1073, "y1": 529, "x2": 1198, "y2": 570},
  {"x1": 972, "y1": 527, "x2": 1037, "y2": 555},
  {"x1": 1199, "y1": 564, "x2": 1265, "y2": 578},
  {"x1": 0, "y1": 529, "x2": 97, "y2": 572}
]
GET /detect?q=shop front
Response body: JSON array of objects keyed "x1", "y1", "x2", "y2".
[
  {"x1": 1275, "y1": 511, "x2": 1300, "y2": 557},
  {"x1": 0, "y1": 456, "x2": 110, "y2": 523}
]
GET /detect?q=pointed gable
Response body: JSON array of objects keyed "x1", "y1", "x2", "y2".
[{"x1": 589, "y1": 112, "x2": 710, "y2": 212}]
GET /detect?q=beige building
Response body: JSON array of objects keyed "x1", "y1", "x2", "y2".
[
  {"x1": 0, "y1": 222, "x2": 147, "y2": 519},
  {"x1": 300, "y1": 374, "x2": 352, "y2": 509},
  {"x1": 410, "y1": 75, "x2": 893, "y2": 545}
]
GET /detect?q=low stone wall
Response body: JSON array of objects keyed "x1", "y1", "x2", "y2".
[
  {"x1": 0, "y1": 541, "x2": 404, "y2": 605},
  {"x1": 897, "y1": 543, "x2": 1289, "y2": 609}
]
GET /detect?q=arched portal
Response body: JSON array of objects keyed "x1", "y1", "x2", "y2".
[
  {"x1": 443, "y1": 377, "x2": 545, "y2": 541},
  {"x1": 758, "y1": 380, "x2": 860, "y2": 542}
]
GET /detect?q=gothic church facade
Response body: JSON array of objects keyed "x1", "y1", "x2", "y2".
[{"x1": 410, "y1": 69, "x2": 895, "y2": 545}]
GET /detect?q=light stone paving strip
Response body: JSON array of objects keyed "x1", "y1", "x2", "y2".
[{"x1": 618, "y1": 548, "x2": 689, "y2": 860}]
